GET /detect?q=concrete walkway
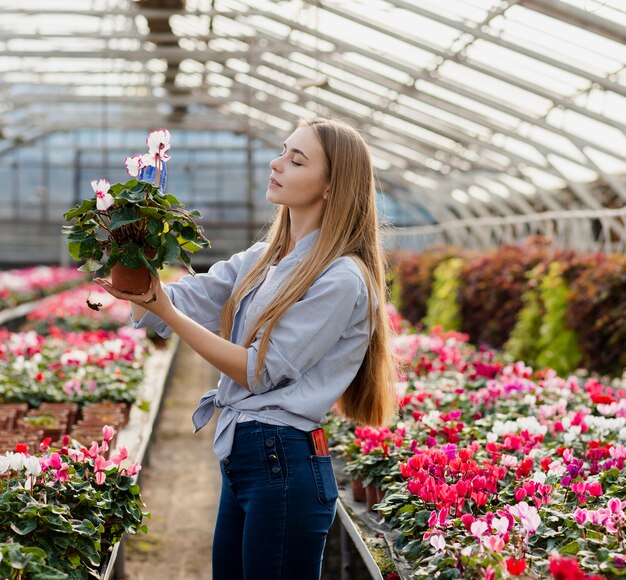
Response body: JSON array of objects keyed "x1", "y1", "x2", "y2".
[{"x1": 124, "y1": 342, "x2": 221, "y2": 579}]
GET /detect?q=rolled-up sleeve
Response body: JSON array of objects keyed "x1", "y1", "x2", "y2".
[
  {"x1": 131, "y1": 245, "x2": 255, "y2": 337},
  {"x1": 246, "y1": 265, "x2": 371, "y2": 394}
]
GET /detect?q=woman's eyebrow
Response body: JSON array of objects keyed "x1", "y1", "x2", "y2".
[{"x1": 282, "y1": 143, "x2": 309, "y2": 160}]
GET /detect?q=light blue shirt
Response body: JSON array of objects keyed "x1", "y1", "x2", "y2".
[{"x1": 132, "y1": 230, "x2": 373, "y2": 460}]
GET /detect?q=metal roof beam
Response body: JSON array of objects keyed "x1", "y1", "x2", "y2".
[
  {"x1": 518, "y1": 0, "x2": 626, "y2": 46},
  {"x1": 380, "y1": 0, "x2": 626, "y2": 97}
]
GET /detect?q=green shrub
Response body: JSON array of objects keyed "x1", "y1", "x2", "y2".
[
  {"x1": 535, "y1": 262, "x2": 582, "y2": 375},
  {"x1": 423, "y1": 258, "x2": 463, "y2": 331}
]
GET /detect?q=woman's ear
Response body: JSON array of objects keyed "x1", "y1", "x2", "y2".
[{"x1": 323, "y1": 185, "x2": 330, "y2": 200}]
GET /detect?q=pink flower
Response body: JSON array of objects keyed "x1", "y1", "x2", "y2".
[
  {"x1": 124, "y1": 463, "x2": 141, "y2": 477},
  {"x1": 111, "y1": 446, "x2": 128, "y2": 466},
  {"x1": 102, "y1": 425, "x2": 115, "y2": 443},
  {"x1": 483, "y1": 535, "x2": 504, "y2": 552},
  {"x1": 94, "y1": 454, "x2": 112, "y2": 485},
  {"x1": 573, "y1": 508, "x2": 587, "y2": 525},
  {"x1": 587, "y1": 481, "x2": 602, "y2": 497}
]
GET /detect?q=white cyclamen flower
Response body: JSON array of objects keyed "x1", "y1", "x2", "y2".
[
  {"x1": 147, "y1": 129, "x2": 171, "y2": 161},
  {"x1": 0, "y1": 454, "x2": 11, "y2": 473},
  {"x1": 91, "y1": 179, "x2": 114, "y2": 210},
  {"x1": 23, "y1": 456, "x2": 42, "y2": 476},
  {"x1": 124, "y1": 154, "x2": 143, "y2": 177}
]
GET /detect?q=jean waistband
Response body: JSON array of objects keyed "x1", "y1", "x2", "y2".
[{"x1": 234, "y1": 420, "x2": 310, "y2": 440}]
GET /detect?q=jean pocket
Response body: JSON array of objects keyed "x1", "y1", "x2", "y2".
[{"x1": 309, "y1": 456, "x2": 338, "y2": 510}]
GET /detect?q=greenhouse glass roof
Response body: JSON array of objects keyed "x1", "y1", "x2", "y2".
[{"x1": 1, "y1": 0, "x2": 625, "y2": 227}]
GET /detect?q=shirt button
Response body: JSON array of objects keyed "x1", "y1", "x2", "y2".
[
  {"x1": 223, "y1": 458, "x2": 231, "y2": 465},
  {"x1": 268, "y1": 454, "x2": 278, "y2": 462},
  {"x1": 265, "y1": 439, "x2": 275, "y2": 447},
  {"x1": 271, "y1": 466, "x2": 281, "y2": 474}
]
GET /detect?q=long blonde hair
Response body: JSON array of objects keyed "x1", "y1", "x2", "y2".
[{"x1": 220, "y1": 117, "x2": 396, "y2": 427}]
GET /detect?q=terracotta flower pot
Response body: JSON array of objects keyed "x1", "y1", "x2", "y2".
[
  {"x1": 110, "y1": 261, "x2": 152, "y2": 294},
  {"x1": 352, "y1": 478, "x2": 366, "y2": 502},
  {"x1": 365, "y1": 484, "x2": 378, "y2": 512}
]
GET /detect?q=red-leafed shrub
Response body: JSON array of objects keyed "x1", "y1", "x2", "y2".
[
  {"x1": 568, "y1": 252, "x2": 626, "y2": 375},
  {"x1": 458, "y1": 238, "x2": 555, "y2": 348}
]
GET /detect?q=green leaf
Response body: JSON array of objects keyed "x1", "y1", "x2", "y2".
[
  {"x1": 137, "y1": 400, "x2": 151, "y2": 412},
  {"x1": 10, "y1": 518, "x2": 38, "y2": 535},
  {"x1": 560, "y1": 539, "x2": 582, "y2": 555},
  {"x1": 118, "y1": 243, "x2": 145, "y2": 269},
  {"x1": 68, "y1": 242, "x2": 83, "y2": 261},
  {"x1": 77, "y1": 259, "x2": 103, "y2": 273},
  {"x1": 109, "y1": 206, "x2": 142, "y2": 230},
  {"x1": 64, "y1": 198, "x2": 96, "y2": 221},
  {"x1": 162, "y1": 233, "x2": 181, "y2": 264}
]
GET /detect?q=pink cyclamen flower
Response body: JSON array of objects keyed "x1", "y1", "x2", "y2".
[
  {"x1": 102, "y1": 425, "x2": 115, "y2": 443},
  {"x1": 147, "y1": 129, "x2": 171, "y2": 162},
  {"x1": 573, "y1": 507, "x2": 587, "y2": 525},
  {"x1": 483, "y1": 535, "x2": 505, "y2": 553},
  {"x1": 111, "y1": 446, "x2": 128, "y2": 466},
  {"x1": 94, "y1": 454, "x2": 113, "y2": 485},
  {"x1": 91, "y1": 179, "x2": 113, "y2": 210}
]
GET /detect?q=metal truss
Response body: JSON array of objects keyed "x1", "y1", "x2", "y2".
[{"x1": 0, "y1": 0, "x2": 625, "y2": 247}]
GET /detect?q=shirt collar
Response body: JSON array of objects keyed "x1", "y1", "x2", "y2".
[{"x1": 290, "y1": 228, "x2": 319, "y2": 261}]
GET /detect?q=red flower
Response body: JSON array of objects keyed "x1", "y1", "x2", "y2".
[
  {"x1": 506, "y1": 558, "x2": 527, "y2": 576},
  {"x1": 15, "y1": 443, "x2": 28, "y2": 453},
  {"x1": 549, "y1": 555, "x2": 585, "y2": 580}
]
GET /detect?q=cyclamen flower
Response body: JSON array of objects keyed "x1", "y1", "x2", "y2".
[
  {"x1": 147, "y1": 129, "x2": 171, "y2": 162},
  {"x1": 429, "y1": 534, "x2": 445, "y2": 552},
  {"x1": 91, "y1": 179, "x2": 113, "y2": 210},
  {"x1": 506, "y1": 558, "x2": 527, "y2": 576},
  {"x1": 509, "y1": 501, "x2": 541, "y2": 535},
  {"x1": 124, "y1": 154, "x2": 143, "y2": 177}
]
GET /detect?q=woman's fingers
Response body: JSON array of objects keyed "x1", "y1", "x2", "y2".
[{"x1": 94, "y1": 276, "x2": 159, "y2": 305}]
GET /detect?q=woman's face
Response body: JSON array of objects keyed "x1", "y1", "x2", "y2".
[{"x1": 267, "y1": 126, "x2": 330, "y2": 217}]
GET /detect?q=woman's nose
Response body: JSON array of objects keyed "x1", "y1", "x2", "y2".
[{"x1": 269, "y1": 156, "x2": 282, "y2": 171}]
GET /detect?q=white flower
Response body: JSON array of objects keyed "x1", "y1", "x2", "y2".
[
  {"x1": 0, "y1": 454, "x2": 10, "y2": 473},
  {"x1": 516, "y1": 416, "x2": 548, "y2": 436},
  {"x1": 9, "y1": 452, "x2": 25, "y2": 471},
  {"x1": 548, "y1": 459, "x2": 567, "y2": 477},
  {"x1": 533, "y1": 471, "x2": 547, "y2": 484},
  {"x1": 91, "y1": 179, "x2": 114, "y2": 210},
  {"x1": 147, "y1": 129, "x2": 171, "y2": 162},
  {"x1": 124, "y1": 154, "x2": 143, "y2": 177},
  {"x1": 619, "y1": 427, "x2": 626, "y2": 441},
  {"x1": 471, "y1": 520, "x2": 488, "y2": 537},
  {"x1": 141, "y1": 153, "x2": 155, "y2": 167},
  {"x1": 429, "y1": 534, "x2": 446, "y2": 552},
  {"x1": 23, "y1": 456, "x2": 42, "y2": 476},
  {"x1": 563, "y1": 425, "x2": 582, "y2": 445},
  {"x1": 60, "y1": 349, "x2": 88, "y2": 366}
]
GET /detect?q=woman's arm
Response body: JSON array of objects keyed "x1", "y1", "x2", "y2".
[{"x1": 95, "y1": 276, "x2": 250, "y2": 390}]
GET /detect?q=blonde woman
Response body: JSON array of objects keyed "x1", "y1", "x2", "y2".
[{"x1": 96, "y1": 117, "x2": 396, "y2": 580}]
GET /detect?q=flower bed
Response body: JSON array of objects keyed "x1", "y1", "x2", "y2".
[
  {"x1": 0, "y1": 426, "x2": 147, "y2": 579},
  {"x1": 0, "y1": 327, "x2": 146, "y2": 409},
  {"x1": 327, "y1": 309, "x2": 626, "y2": 579},
  {"x1": 0, "y1": 266, "x2": 85, "y2": 311}
]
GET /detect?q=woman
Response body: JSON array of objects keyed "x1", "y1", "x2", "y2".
[{"x1": 95, "y1": 117, "x2": 396, "y2": 580}]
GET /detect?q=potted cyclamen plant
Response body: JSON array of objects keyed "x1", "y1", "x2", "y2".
[{"x1": 63, "y1": 129, "x2": 209, "y2": 298}]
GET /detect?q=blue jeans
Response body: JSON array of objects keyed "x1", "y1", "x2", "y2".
[{"x1": 212, "y1": 421, "x2": 338, "y2": 580}]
